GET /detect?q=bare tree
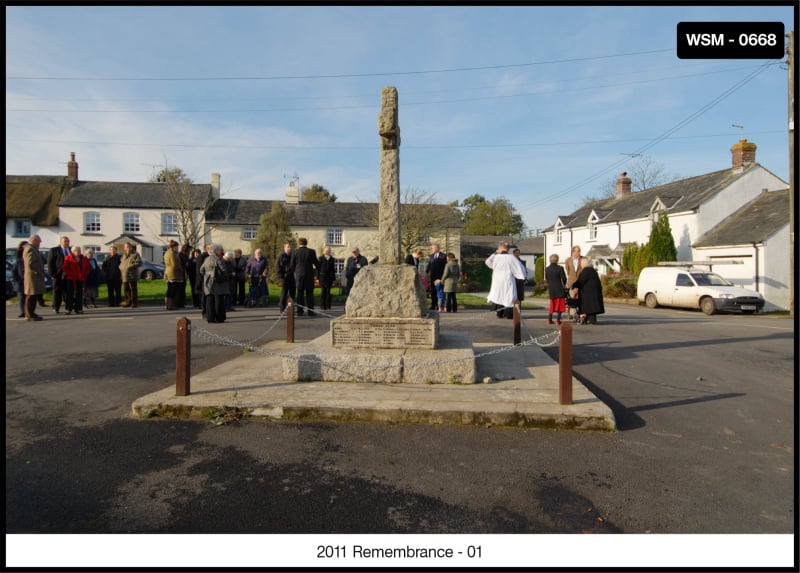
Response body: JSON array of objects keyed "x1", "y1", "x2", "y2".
[
  {"x1": 151, "y1": 161, "x2": 213, "y2": 248},
  {"x1": 360, "y1": 187, "x2": 461, "y2": 255},
  {"x1": 581, "y1": 155, "x2": 683, "y2": 205}
]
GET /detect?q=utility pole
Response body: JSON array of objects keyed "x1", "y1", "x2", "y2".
[{"x1": 788, "y1": 31, "x2": 794, "y2": 317}]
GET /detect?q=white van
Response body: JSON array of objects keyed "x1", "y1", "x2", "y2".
[{"x1": 636, "y1": 266, "x2": 764, "y2": 315}]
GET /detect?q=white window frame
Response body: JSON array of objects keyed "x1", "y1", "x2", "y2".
[
  {"x1": 84, "y1": 212, "x2": 102, "y2": 233},
  {"x1": 242, "y1": 227, "x2": 258, "y2": 241},
  {"x1": 123, "y1": 212, "x2": 140, "y2": 233},
  {"x1": 326, "y1": 228, "x2": 344, "y2": 246},
  {"x1": 161, "y1": 213, "x2": 179, "y2": 235}
]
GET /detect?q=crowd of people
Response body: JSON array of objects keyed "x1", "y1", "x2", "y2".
[{"x1": 14, "y1": 235, "x2": 602, "y2": 326}]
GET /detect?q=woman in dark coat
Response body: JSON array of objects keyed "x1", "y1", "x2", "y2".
[{"x1": 572, "y1": 257, "x2": 605, "y2": 324}]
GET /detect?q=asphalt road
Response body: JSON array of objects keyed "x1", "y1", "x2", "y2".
[{"x1": 4, "y1": 299, "x2": 795, "y2": 565}]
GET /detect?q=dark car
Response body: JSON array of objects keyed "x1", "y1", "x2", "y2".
[
  {"x1": 139, "y1": 260, "x2": 165, "y2": 280},
  {"x1": 5, "y1": 261, "x2": 14, "y2": 300},
  {"x1": 94, "y1": 253, "x2": 165, "y2": 283},
  {"x1": 5, "y1": 253, "x2": 52, "y2": 296},
  {"x1": 94, "y1": 252, "x2": 164, "y2": 281}
]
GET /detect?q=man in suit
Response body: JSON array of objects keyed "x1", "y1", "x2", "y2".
[
  {"x1": 565, "y1": 245, "x2": 582, "y2": 291},
  {"x1": 48, "y1": 236, "x2": 71, "y2": 313},
  {"x1": 426, "y1": 243, "x2": 447, "y2": 310},
  {"x1": 288, "y1": 237, "x2": 319, "y2": 316}
]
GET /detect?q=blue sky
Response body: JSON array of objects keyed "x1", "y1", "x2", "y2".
[{"x1": 5, "y1": 4, "x2": 795, "y2": 234}]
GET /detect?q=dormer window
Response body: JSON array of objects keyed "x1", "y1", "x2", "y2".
[{"x1": 588, "y1": 221, "x2": 597, "y2": 240}]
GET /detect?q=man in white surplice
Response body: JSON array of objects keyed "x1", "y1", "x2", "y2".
[{"x1": 486, "y1": 241, "x2": 526, "y2": 319}]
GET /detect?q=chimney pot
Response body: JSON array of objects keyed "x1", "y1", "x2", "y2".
[
  {"x1": 67, "y1": 152, "x2": 79, "y2": 182},
  {"x1": 730, "y1": 139, "x2": 757, "y2": 172},
  {"x1": 616, "y1": 172, "x2": 632, "y2": 197}
]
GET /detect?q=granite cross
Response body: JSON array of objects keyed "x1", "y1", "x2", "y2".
[{"x1": 378, "y1": 86, "x2": 401, "y2": 265}]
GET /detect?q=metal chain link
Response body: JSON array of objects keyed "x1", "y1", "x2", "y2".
[{"x1": 191, "y1": 303, "x2": 561, "y2": 374}]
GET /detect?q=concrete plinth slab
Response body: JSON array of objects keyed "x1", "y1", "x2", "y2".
[
  {"x1": 283, "y1": 331, "x2": 475, "y2": 384},
  {"x1": 131, "y1": 337, "x2": 616, "y2": 432}
]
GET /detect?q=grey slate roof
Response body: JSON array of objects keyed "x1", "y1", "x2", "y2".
[
  {"x1": 205, "y1": 199, "x2": 274, "y2": 224},
  {"x1": 59, "y1": 181, "x2": 214, "y2": 209},
  {"x1": 693, "y1": 189, "x2": 789, "y2": 247},
  {"x1": 207, "y1": 200, "x2": 463, "y2": 228},
  {"x1": 545, "y1": 163, "x2": 764, "y2": 232}
]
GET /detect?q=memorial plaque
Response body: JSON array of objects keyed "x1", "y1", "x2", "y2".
[{"x1": 330, "y1": 316, "x2": 438, "y2": 349}]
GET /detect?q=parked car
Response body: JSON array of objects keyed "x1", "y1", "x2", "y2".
[
  {"x1": 5, "y1": 252, "x2": 52, "y2": 294},
  {"x1": 5, "y1": 261, "x2": 14, "y2": 300},
  {"x1": 637, "y1": 266, "x2": 765, "y2": 315},
  {"x1": 139, "y1": 259, "x2": 165, "y2": 281},
  {"x1": 93, "y1": 252, "x2": 164, "y2": 281}
]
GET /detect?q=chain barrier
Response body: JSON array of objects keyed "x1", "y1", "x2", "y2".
[{"x1": 189, "y1": 303, "x2": 561, "y2": 375}]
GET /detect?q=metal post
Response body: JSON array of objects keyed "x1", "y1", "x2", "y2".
[
  {"x1": 286, "y1": 298, "x2": 295, "y2": 343},
  {"x1": 558, "y1": 322, "x2": 573, "y2": 405},
  {"x1": 513, "y1": 300, "x2": 521, "y2": 345},
  {"x1": 176, "y1": 317, "x2": 191, "y2": 396}
]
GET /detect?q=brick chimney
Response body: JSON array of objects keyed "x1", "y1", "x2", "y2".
[
  {"x1": 67, "y1": 152, "x2": 78, "y2": 182},
  {"x1": 615, "y1": 172, "x2": 632, "y2": 197},
  {"x1": 730, "y1": 139, "x2": 756, "y2": 172}
]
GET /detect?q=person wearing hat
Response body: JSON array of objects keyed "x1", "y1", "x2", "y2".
[{"x1": 344, "y1": 247, "x2": 368, "y2": 296}]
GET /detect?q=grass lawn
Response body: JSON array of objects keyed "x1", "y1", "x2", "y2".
[{"x1": 24, "y1": 281, "x2": 544, "y2": 309}]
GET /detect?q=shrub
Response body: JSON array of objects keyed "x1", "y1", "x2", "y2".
[{"x1": 601, "y1": 274, "x2": 638, "y2": 298}]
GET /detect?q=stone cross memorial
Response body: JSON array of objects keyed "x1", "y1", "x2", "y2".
[{"x1": 283, "y1": 87, "x2": 475, "y2": 385}]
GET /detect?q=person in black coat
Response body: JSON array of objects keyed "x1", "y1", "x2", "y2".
[
  {"x1": 426, "y1": 243, "x2": 447, "y2": 310},
  {"x1": 572, "y1": 257, "x2": 605, "y2": 324},
  {"x1": 276, "y1": 242, "x2": 296, "y2": 313},
  {"x1": 544, "y1": 253, "x2": 568, "y2": 325},
  {"x1": 317, "y1": 246, "x2": 337, "y2": 310},
  {"x1": 344, "y1": 247, "x2": 368, "y2": 296},
  {"x1": 102, "y1": 245, "x2": 123, "y2": 307},
  {"x1": 287, "y1": 237, "x2": 319, "y2": 316},
  {"x1": 48, "y1": 236, "x2": 71, "y2": 313}
]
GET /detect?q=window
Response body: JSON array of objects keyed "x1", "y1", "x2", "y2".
[
  {"x1": 161, "y1": 213, "x2": 178, "y2": 235},
  {"x1": 123, "y1": 212, "x2": 140, "y2": 233},
  {"x1": 676, "y1": 274, "x2": 694, "y2": 287},
  {"x1": 14, "y1": 220, "x2": 31, "y2": 237},
  {"x1": 242, "y1": 227, "x2": 258, "y2": 240},
  {"x1": 334, "y1": 259, "x2": 345, "y2": 279},
  {"x1": 83, "y1": 245, "x2": 101, "y2": 255},
  {"x1": 555, "y1": 228, "x2": 563, "y2": 244},
  {"x1": 326, "y1": 228, "x2": 343, "y2": 245},
  {"x1": 84, "y1": 212, "x2": 101, "y2": 233},
  {"x1": 588, "y1": 221, "x2": 597, "y2": 240}
]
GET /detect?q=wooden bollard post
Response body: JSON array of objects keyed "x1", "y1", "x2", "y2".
[
  {"x1": 559, "y1": 322, "x2": 573, "y2": 405},
  {"x1": 513, "y1": 300, "x2": 521, "y2": 345},
  {"x1": 286, "y1": 298, "x2": 295, "y2": 343},
  {"x1": 176, "y1": 317, "x2": 191, "y2": 396}
]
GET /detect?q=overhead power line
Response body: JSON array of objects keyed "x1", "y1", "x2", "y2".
[
  {"x1": 9, "y1": 130, "x2": 784, "y2": 152},
  {"x1": 515, "y1": 60, "x2": 779, "y2": 214},
  {"x1": 6, "y1": 48, "x2": 673, "y2": 81},
  {"x1": 7, "y1": 63, "x2": 782, "y2": 114}
]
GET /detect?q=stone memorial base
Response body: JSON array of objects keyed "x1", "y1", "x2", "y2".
[
  {"x1": 282, "y1": 331, "x2": 476, "y2": 385},
  {"x1": 330, "y1": 315, "x2": 439, "y2": 349}
]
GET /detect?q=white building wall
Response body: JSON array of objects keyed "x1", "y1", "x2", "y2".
[
  {"x1": 694, "y1": 225, "x2": 790, "y2": 311},
  {"x1": 6, "y1": 223, "x2": 61, "y2": 253},
  {"x1": 697, "y1": 168, "x2": 786, "y2": 234},
  {"x1": 58, "y1": 206, "x2": 188, "y2": 261}
]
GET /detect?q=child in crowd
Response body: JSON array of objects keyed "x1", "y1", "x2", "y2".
[{"x1": 434, "y1": 278, "x2": 446, "y2": 312}]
